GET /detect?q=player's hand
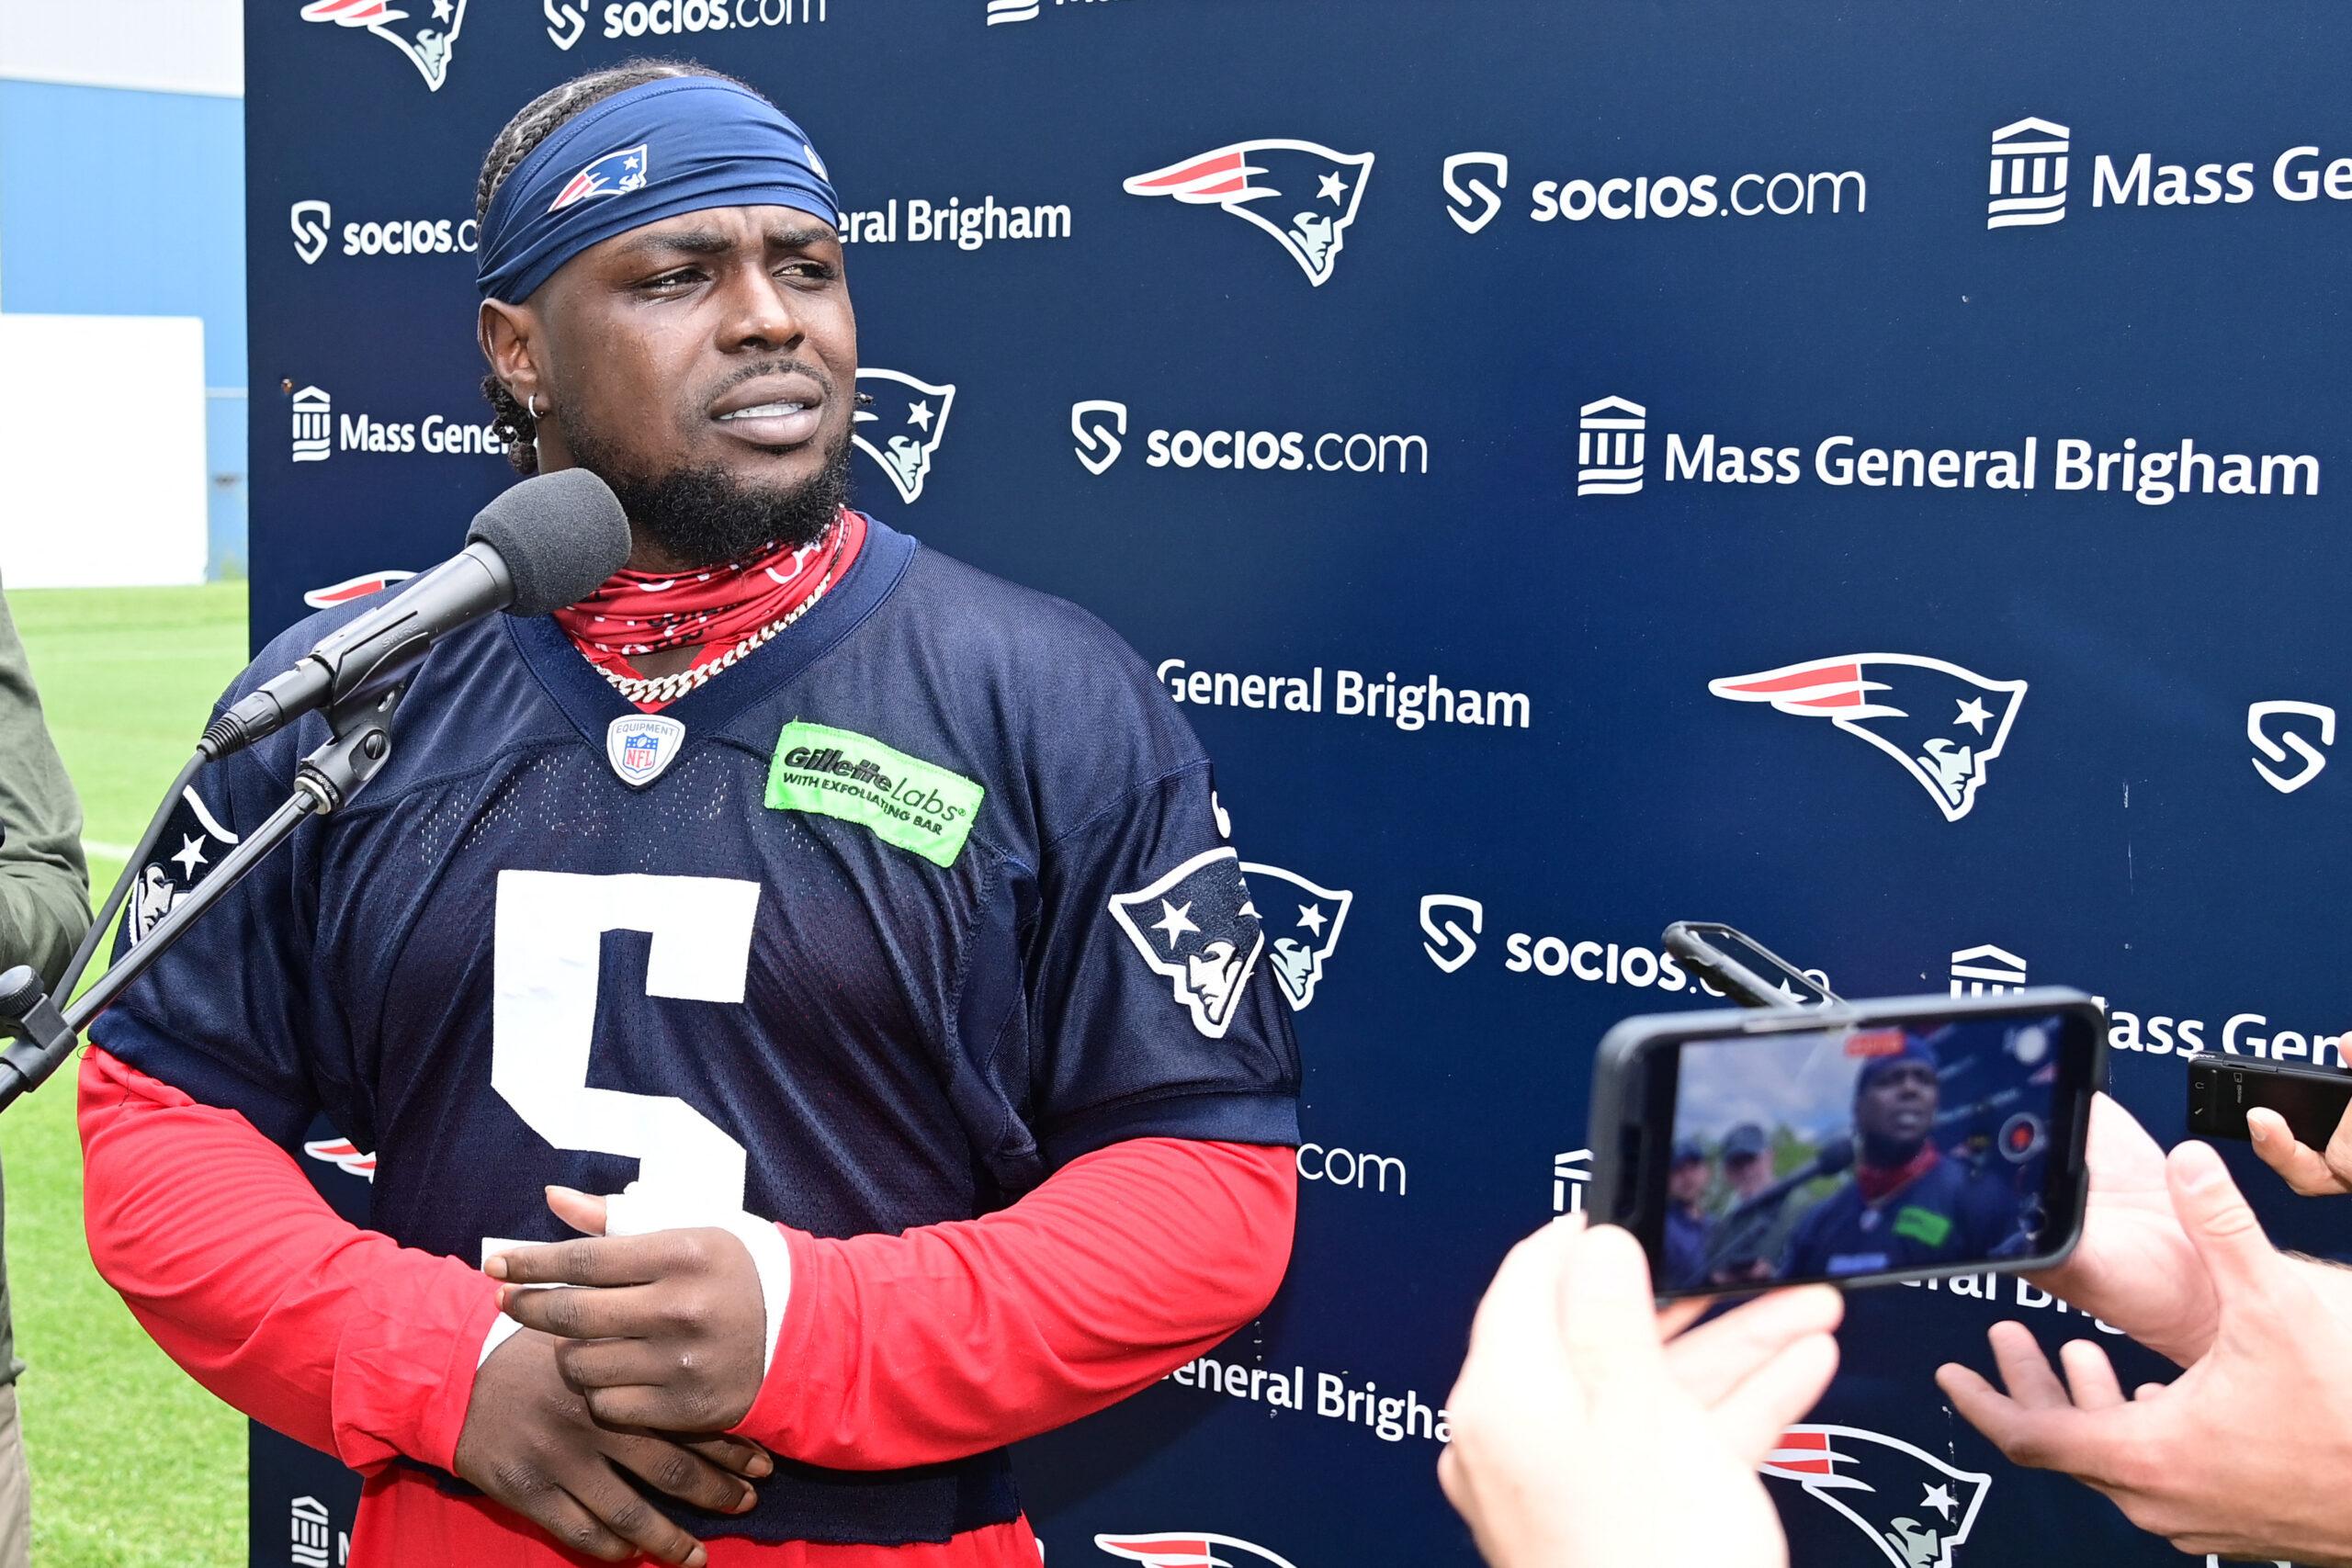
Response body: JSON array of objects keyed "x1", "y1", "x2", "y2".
[
  {"x1": 452, "y1": 1325, "x2": 767, "y2": 1565},
  {"x1": 1938, "y1": 1141, "x2": 2352, "y2": 1565},
  {"x1": 491, "y1": 1187, "x2": 768, "y2": 1433},
  {"x1": 2247, "y1": 1084, "x2": 2352, "y2": 1196},
  {"x1": 1437, "y1": 1214, "x2": 1841, "y2": 1568},
  {"x1": 2020, "y1": 1092, "x2": 2219, "y2": 1365}
]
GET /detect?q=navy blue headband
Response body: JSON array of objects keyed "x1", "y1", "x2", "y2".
[{"x1": 476, "y1": 75, "x2": 840, "y2": 304}]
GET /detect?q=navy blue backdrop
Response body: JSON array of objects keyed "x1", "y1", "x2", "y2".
[{"x1": 240, "y1": 3, "x2": 2351, "y2": 1565}]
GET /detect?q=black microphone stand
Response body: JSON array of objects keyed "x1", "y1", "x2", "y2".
[{"x1": 0, "y1": 675, "x2": 410, "y2": 1114}]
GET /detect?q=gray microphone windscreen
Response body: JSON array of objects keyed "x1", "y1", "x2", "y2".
[{"x1": 466, "y1": 468, "x2": 633, "y2": 616}]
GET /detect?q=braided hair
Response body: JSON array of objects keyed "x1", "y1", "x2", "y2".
[{"x1": 475, "y1": 59, "x2": 764, "y2": 474}]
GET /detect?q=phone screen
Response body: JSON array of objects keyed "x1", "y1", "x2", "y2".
[{"x1": 1653, "y1": 1010, "x2": 2084, "y2": 1292}]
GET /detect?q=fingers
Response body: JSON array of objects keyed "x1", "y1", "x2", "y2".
[
  {"x1": 553, "y1": 1336, "x2": 672, "y2": 1393},
  {"x1": 1985, "y1": 1321, "x2": 2072, "y2": 1409},
  {"x1": 2087, "y1": 1090, "x2": 2161, "y2": 1168},
  {"x1": 547, "y1": 1184, "x2": 612, "y2": 1236},
  {"x1": 2166, "y1": 1141, "x2": 2275, "y2": 1302},
  {"x1": 2056, "y1": 1338, "x2": 2126, "y2": 1410},
  {"x1": 1463, "y1": 1218, "x2": 1579, "y2": 1375},
  {"x1": 1709, "y1": 1332, "x2": 1839, "y2": 1462},
  {"x1": 562, "y1": 1469, "x2": 712, "y2": 1566},
  {"x1": 683, "y1": 1434, "x2": 775, "y2": 1480},
  {"x1": 2246, "y1": 1111, "x2": 2341, "y2": 1195},
  {"x1": 501, "y1": 1279, "x2": 667, "y2": 1340},
  {"x1": 511, "y1": 1491, "x2": 644, "y2": 1565},
  {"x1": 1656, "y1": 1297, "x2": 1712, "y2": 1341},
  {"x1": 1663, "y1": 1285, "x2": 1843, "y2": 1406},
  {"x1": 605, "y1": 1433, "x2": 760, "y2": 1516},
  {"x1": 1934, "y1": 1359, "x2": 2086, "y2": 1476},
  {"x1": 2323, "y1": 1097, "x2": 2352, "y2": 1190},
  {"x1": 1555, "y1": 1224, "x2": 1668, "y2": 1393},
  {"x1": 489, "y1": 1235, "x2": 669, "y2": 1288}
]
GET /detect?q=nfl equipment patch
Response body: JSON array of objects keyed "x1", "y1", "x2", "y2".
[{"x1": 605, "y1": 715, "x2": 685, "y2": 787}]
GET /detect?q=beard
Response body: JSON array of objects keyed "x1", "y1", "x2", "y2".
[{"x1": 568, "y1": 421, "x2": 854, "y2": 570}]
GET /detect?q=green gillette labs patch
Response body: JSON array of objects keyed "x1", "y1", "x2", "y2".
[{"x1": 765, "y1": 721, "x2": 984, "y2": 867}]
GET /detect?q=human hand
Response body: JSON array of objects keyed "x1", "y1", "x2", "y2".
[
  {"x1": 2247, "y1": 1086, "x2": 2352, "y2": 1196},
  {"x1": 1937, "y1": 1141, "x2": 2352, "y2": 1566},
  {"x1": 451, "y1": 1325, "x2": 768, "y2": 1565},
  {"x1": 1438, "y1": 1215, "x2": 1842, "y2": 1568},
  {"x1": 490, "y1": 1187, "x2": 770, "y2": 1433},
  {"x1": 2022, "y1": 1091, "x2": 2218, "y2": 1364}
]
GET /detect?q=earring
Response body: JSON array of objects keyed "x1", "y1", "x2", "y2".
[
  {"x1": 854, "y1": 391, "x2": 875, "y2": 408},
  {"x1": 527, "y1": 393, "x2": 540, "y2": 421}
]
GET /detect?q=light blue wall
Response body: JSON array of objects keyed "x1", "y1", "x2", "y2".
[{"x1": 0, "y1": 79, "x2": 245, "y2": 576}]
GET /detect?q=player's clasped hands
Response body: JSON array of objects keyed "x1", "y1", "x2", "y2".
[
  {"x1": 452, "y1": 1185, "x2": 776, "y2": 1565},
  {"x1": 489, "y1": 1185, "x2": 772, "y2": 1433}
]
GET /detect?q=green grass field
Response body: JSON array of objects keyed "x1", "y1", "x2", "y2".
[{"x1": 5, "y1": 584, "x2": 251, "y2": 1567}]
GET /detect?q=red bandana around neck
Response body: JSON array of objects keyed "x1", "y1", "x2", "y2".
[
  {"x1": 551, "y1": 507, "x2": 865, "y2": 709},
  {"x1": 1853, "y1": 1142, "x2": 1941, "y2": 1204}
]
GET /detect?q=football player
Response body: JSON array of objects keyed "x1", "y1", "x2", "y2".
[{"x1": 81, "y1": 62, "x2": 1299, "y2": 1568}]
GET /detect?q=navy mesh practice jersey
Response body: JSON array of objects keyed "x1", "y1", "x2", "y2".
[{"x1": 101, "y1": 516, "x2": 1303, "y2": 1544}]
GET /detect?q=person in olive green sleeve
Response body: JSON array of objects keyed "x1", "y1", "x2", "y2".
[{"x1": 0, "y1": 576, "x2": 93, "y2": 1568}]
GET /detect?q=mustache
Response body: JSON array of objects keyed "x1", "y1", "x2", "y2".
[{"x1": 703, "y1": 358, "x2": 859, "y2": 407}]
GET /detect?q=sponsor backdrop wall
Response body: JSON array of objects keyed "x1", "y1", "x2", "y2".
[{"x1": 243, "y1": 4, "x2": 2351, "y2": 1565}]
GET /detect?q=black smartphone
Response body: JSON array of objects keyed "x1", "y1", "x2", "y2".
[
  {"x1": 1587, "y1": 990, "x2": 2105, "y2": 1300},
  {"x1": 2188, "y1": 1055, "x2": 2352, "y2": 1147},
  {"x1": 1662, "y1": 921, "x2": 1839, "y2": 1010}
]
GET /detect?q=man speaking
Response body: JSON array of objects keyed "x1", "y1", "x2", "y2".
[
  {"x1": 1780, "y1": 1034, "x2": 2022, "y2": 1280},
  {"x1": 80, "y1": 62, "x2": 1299, "y2": 1567}
]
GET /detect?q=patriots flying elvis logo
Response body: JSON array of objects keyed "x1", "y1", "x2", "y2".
[
  {"x1": 1095, "y1": 1533, "x2": 1299, "y2": 1568},
  {"x1": 853, "y1": 369, "x2": 956, "y2": 504},
  {"x1": 550, "y1": 143, "x2": 650, "y2": 212},
  {"x1": 1107, "y1": 848, "x2": 1267, "y2": 1040},
  {"x1": 1711, "y1": 654, "x2": 2027, "y2": 822},
  {"x1": 1764, "y1": 1425, "x2": 1990, "y2": 1568},
  {"x1": 1238, "y1": 862, "x2": 1351, "y2": 1011},
  {"x1": 1124, "y1": 141, "x2": 1374, "y2": 287},
  {"x1": 299, "y1": 0, "x2": 467, "y2": 92}
]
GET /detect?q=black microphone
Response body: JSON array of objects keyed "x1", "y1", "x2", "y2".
[{"x1": 201, "y1": 469, "x2": 631, "y2": 761}]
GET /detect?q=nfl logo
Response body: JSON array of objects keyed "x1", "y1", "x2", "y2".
[{"x1": 605, "y1": 714, "x2": 686, "y2": 788}]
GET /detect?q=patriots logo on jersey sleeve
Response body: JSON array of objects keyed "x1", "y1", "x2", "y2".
[
  {"x1": 1094, "y1": 1533, "x2": 1300, "y2": 1568},
  {"x1": 1108, "y1": 848, "x2": 1267, "y2": 1040},
  {"x1": 1238, "y1": 862, "x2": 1351, "y2": 1010},
  {"x1": 1124, "y1": 141, "x2": 1374, "y2": 287},
  {"x1": 853, "y1": 369, "x2": 957, "y2": 503},
  {"x1": 1764, "y1": 1425, "x2": 1990, "y2": 1568},
  {"x1": 298, "y1": 0, "x2": 466, "y2": 92},
  {"x1": 549, "y1": 143, "x2": 650, "y2": 212},
  {"x1": 122, "y1": 788, "x2": 242, "y2": 948},
  {"x1": 1710, "y1": 654, "x2": 2028, "y2": 822}
]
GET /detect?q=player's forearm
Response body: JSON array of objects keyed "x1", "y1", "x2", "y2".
[
  {"x1": 738, "y1": 1135, "x2": 1296, "y2": 1468},
  {"x1": 78, "y1": 1045, "x2": 499, "y2": 1472}
]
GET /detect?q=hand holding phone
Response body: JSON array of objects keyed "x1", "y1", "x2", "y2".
[
  {"x1": 2191, "y1": 1055, "x2": 2352, "y2": 1196},
  {"x1": 1587, "y1": 991, "x2": 2105, "y2": 1300}
]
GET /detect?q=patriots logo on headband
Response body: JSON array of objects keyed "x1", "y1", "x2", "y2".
[
  {"x1": 1124, "y1": 140, "x2": 1374, "y2": 287},
  {"x1": 1107, "y1": 848, "x2": 1267, "y2": 1040},
  {"x1": 299, "y1": 0, "x2": 467, "y2": 93},
  {"x1": 1764, "y1": 1426, "x2": 1990, "y2": 1568},
  {"x1": 1094, "y1": 1533, "x2": 1300, "y2": 1568},
  {"x1": 853, "y1": 369, "x2": 956, "y2": 504},
  {"x1": 551, "y1": 143, "x2": 651, "y2": 212},
  {"x1": 1710, "y1": 653, "x2": 2027, "y2": 823}
]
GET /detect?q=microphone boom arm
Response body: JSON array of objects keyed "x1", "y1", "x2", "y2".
[{"x1": 0, "y1": 681, "x2": 406, "y2": 1112}]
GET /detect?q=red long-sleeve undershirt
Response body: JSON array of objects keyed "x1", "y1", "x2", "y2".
[{"x1": 79, "y1": 1044, "x2": 1296, "y2": 1565}]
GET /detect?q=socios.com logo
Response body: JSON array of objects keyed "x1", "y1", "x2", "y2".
[
  {"x1": 584, "y1": 0, "x2": 828, "y2": 43},
  {"x1": 1442, "y1": 152, "x2": 1509, "y2": 234},
  {"x1": 1072, "y1": 400, "x2": 1127, "y2": 475},
  {"x1": 2249, "y1": 700, "x2": 2335, "y2": 795},
  {"x1": 1419, "y1": 894, "x2": 1482, "y2": 973},
  {"x1": 290, "y1": 201, "x2": 333, "y2": 265},
  {"x1": 544, "y1": 0, "x2": 587, "y2": 46}
]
